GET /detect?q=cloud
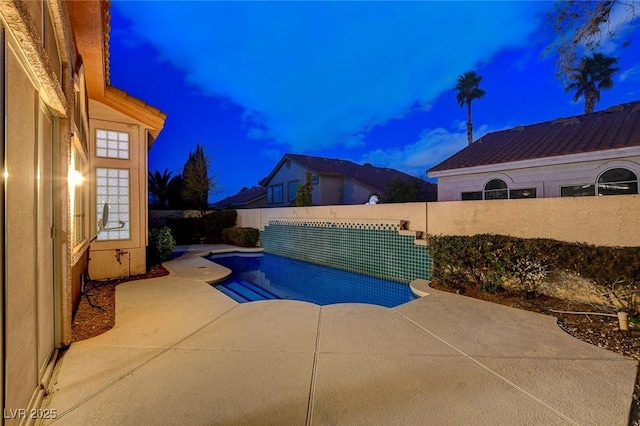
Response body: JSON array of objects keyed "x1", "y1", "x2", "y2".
[
  {"x1": 619, "y1": 65, "x2": 640, "y2": 82},
  {"x1": 113, "y1": 1, "x2": 548, "y2": 152},
  {"x1": 360, "y1": 124, "x2": 503, "y2": 177}
]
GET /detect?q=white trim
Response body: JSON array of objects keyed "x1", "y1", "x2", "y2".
[{"x1": 428, "y1": 146, "x2": 640, "y2": 178}]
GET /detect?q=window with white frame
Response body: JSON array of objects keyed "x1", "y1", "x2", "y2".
[
  {"x1": 267, "y1": 184, "x2": 283, "y2": 204},
  {"x1": 561, "y1": 184, "x2": 595, "y2": 197},
  {"x1": 96, "y1": 129, "x2": 129, "y2": 159},
  {"x1": 461, "y1": 191, "x2": 482, "y2": 201},
  {"x1": 484, "y1": 179, "x2": 508, "y2": 200},
  {"x1": 561, "y1": 168, "x2": 638, "y2": 197},
  {"x1": 96, "y1": 168, "x2": 130, "y2": 240},
  {"x1": 510, "y1": 188, "x2": 536, "y2": 199},
  {"x1": 288, "y1": 180, "x2": 298, "y2": 202},
  {"x1": 597, "y1": 168, "x2": 638, "y2": 196}
]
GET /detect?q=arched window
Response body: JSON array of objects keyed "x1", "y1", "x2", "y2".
[
  {"x1": 484, "y1": 179, "x2": 508, "y2": 200},
  {"x1": 597, "y1": 168, "x2": 638, "y2": 196}
]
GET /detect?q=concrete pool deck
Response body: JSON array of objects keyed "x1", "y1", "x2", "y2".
[{"x1": 42, "y1": 244, "x2": 637, "y2": 425}]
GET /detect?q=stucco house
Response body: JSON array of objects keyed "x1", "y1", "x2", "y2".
[
  {"x1": 428, "y1": 101, "x2": 640, "y2": 201},
  {"x1": 0, "y1": 0, "x2": 165, "y2": 417},
  {"x1": 261, "y1": 153, "x2": 436, "y2": 207}
]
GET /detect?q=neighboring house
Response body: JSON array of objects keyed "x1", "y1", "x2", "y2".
[
  {"x1": 261, "y1": 153, "x2": 435, "y2": 206},
  {"x1": 0, "y1": 0, "x2": 165, "y2": 416},
  {"x1": 428, "y1": 101, "x2": 640, "y2": 201},
  {"x1": 211, "y1": 186, "x2": 268, "y2": 209}
]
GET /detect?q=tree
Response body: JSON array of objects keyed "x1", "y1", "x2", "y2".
[
  {"x1": 148, "y1": 169, "x2": 173, "y2": 208},
  {"x1": 166, "y1": 174, "x2": 192, "y2": 209},
  {"x1": 546, "y1": 1, "x2": 636, "y2": 78},
  {"x1": 454, "y1": 71, "x2": 486, "y2": 145},
  {"x1": 565, "y1": 53, "x2": 620, "y2": 114},
  {"x1": 383, "y1": 178, "x2": 437, "y2": 203},
  {"x1": 182, "y1": 144, "x2": 215, "y2": 216},
  {"x1": 295, "y1": 172, "x2": 313, "y2": 207}
]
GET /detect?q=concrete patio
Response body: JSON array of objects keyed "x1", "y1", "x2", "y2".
[{"x1": 41, "y1": 245, "x2": 638, "y2": 425}]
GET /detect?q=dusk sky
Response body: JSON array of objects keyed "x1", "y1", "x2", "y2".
[{"x1": 108, "y1": 1, "x2": 640, "y2": 202}]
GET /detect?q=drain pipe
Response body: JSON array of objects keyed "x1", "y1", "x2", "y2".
[
  {"x1": 549, "y1": 309, "x2": 630, "y2": 331},
  {"x1": 618, "y1": 312, "x2": 629, "y2": 331}
]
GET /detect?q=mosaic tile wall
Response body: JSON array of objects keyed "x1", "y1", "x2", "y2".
[{"x1": 260, "y1": 219, "x2": 432, "y2": 283}]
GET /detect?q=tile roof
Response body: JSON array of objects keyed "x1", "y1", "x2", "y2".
[
  {"x1": 428, "y1": 100, "x2": 640, "y2": 173},
  {"x1": 283, "y1": 153, "x2": 431, "y2": 195},
  {"x1": 210, "y1": 186, "x2": 267, "y2": 209}
]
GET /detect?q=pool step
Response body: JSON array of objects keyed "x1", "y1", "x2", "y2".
[{"x1": 216, "y1": 280, "x2": 280, "y2": 303}]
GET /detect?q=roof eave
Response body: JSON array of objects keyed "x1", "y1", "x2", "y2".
[
  {"x1": 428, "y1": 145, "x2": 640, "y2": 178},
  {"x1": 67, "y1": 1, "x2": 166, "y2": 137}
]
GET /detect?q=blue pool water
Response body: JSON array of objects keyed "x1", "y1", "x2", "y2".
[{"x1": 206, "y1": 252, "x2": 416, "y2": 308}]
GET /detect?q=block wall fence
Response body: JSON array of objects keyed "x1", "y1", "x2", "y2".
[{"x1": 236, "y1": 195, "x2": 640, "y2": 248}]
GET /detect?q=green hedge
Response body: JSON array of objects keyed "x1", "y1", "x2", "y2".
[
  {"x1": 166, "y1": 210, "x2": 237, "y2": 244},
  {"x1": 147, "y1": 226, "x2": 176, "y2": 266},
  {"x1": 427, "y1": 234, "x2": 640, "y2": 307},
  {"x1": 222, "y1": 227, "x2": 260, "y2": 247}
]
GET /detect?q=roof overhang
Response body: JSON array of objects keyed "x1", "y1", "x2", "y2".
[
  {"x1": 427, "y1": 145, "x2": 640, "y2": 179},
  {"x1": 67, "y1": 0, "x2": 166, "y2": 139}
]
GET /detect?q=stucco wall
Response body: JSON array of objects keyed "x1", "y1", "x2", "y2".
[
  {"x1": 427, "y1": 195, "x2": 640, "y2": 247},
  {"x1": 237, "y1": 195, "x2": 640, "y2": 247},
  {"x1": 237, "y1": 203, "x2": 428, "y2": 234},
  {"x1": 437, "y1": 157, "x2": 640, "y2": 201}
]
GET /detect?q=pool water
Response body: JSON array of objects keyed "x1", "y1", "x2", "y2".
[{"x1": 206, "y1": 252, "x2": 416, "y2": 308}]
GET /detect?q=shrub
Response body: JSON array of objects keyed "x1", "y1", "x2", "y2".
[
  {"x1": 202, "y1": 210, "x2": 237, "y2": 242},
  {"x1": 165, "y1": 210, "x2": 237, "y2": 244},
  {"x1": 427, "y1": 234, "x2": 640, "y2": 312},
  {"x1": 222, "y1": 227, "x2": 260, "y2": 247},
  {"x1": 147, "y1": 226, "x2": 176, "y2": 266},
  {"x1": 165, "y1": 217, "x2": 201, "y2": 245}
]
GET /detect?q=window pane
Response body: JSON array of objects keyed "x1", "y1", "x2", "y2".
[
  {"x1": 484, "y1": 189, "x2": 508, "y2": 200},
  {"x1": 288, "y1": 181, "x2": 298, "y2": 201},
  {"x1": 598, "y1": 182, "x2": 638, "y2": 196},
  {"x1": 484, "y1": 179, "x2": 507, "y2": 191},
  {"x1": 510, "y1": 188, "x2": 536, "y2": 199},
  {"x1": 561, "y1": 185, "x2": 595, "y2": 197},
  {"x1": 273, "y1": 185, "x2": 283, "y2": 203},
  {"x1": 598, "y1": 168, "x2": 638, "y2": 184},
  {"x1": 461, "y1": 191, "x2": 482, "y2": 201},
  {"x1": 96, "y1": 129, "x2": 130, "y2": 159},
  {"x1": 267, "y1": 187, "x2": 273, "y2": 203},
  {"x1": 96, "y1": 167, "x2": 130, "y2": 240}
]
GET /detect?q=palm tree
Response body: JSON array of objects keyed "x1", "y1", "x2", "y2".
[
  {"x1": 454, "y1": 71, "x2": 486, "y2": 145},
  {"x1": 148, "y1": 169, "x2": 173, "y2": 208},
  {"x1": 565, "y1": 53, "x2": 620, "y2": 114}
]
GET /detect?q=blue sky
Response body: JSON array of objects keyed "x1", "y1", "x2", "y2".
[{"x1": 108, "y1": 1, "x2": 640, "y2": 201}]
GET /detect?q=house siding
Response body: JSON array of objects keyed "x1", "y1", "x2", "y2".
[
  {"x1": 437, "y1": 156, "x2": 640, "y2": 201},
  {"x1": 265, "y1": 160, "x2": 314, "y2": 206},
  {"x1": 88, "y1": 100, "x2": 150, "y2": 279},
  {"x1": 319, "y1": 175, "x2": 342, "y2": 204}
]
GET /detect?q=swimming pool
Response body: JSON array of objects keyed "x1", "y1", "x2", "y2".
[{"x1": 206, "y1": 252, "x2": 416, "y2": 308}]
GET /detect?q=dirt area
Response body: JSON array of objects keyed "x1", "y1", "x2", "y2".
[{"x1": 71, "y1": 264, "x2": 169, "y2": 342}]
